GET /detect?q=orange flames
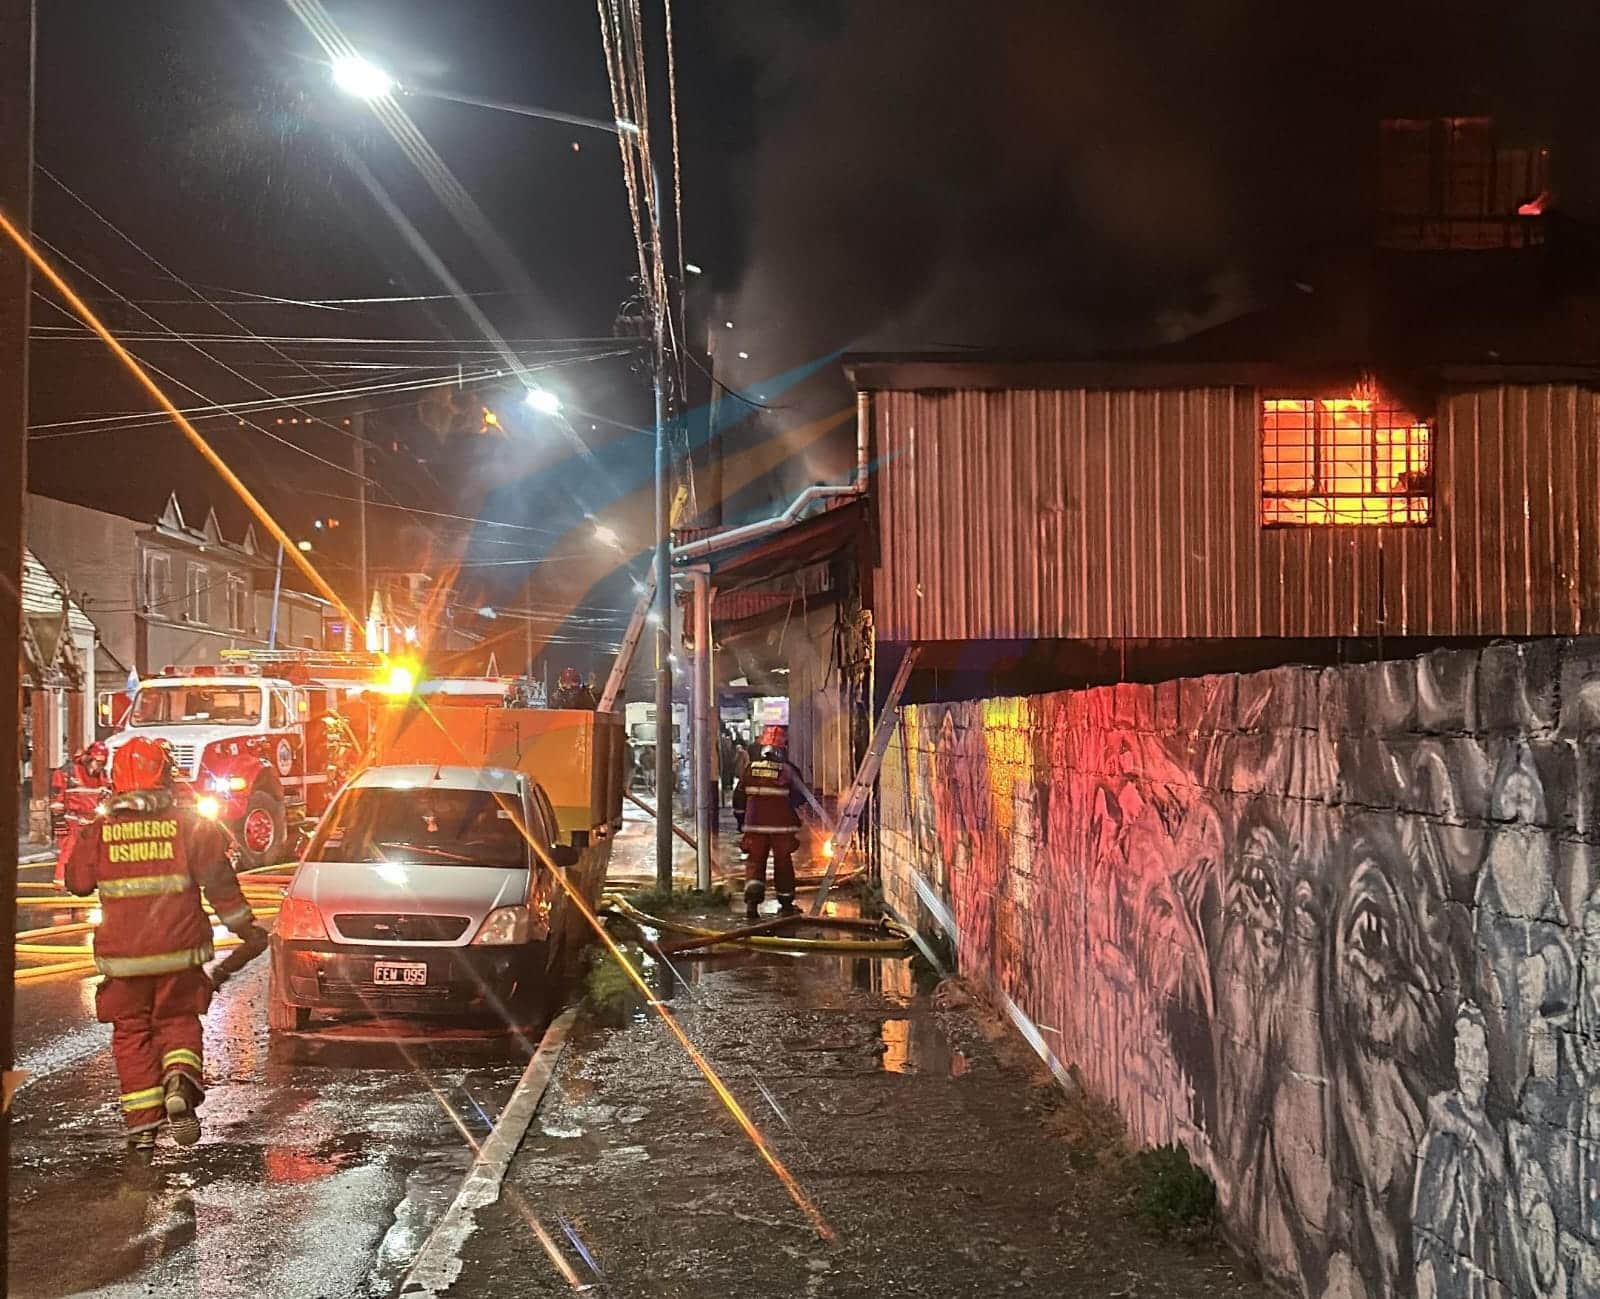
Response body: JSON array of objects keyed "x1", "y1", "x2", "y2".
[{"x1": 1262, "y1": 389, "x2": 1432, "y2": 526}]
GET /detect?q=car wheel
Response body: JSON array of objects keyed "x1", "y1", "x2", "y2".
[
  {"x1": 267, "y1": 966, "x2": 310, "y2": 1032},
  {"x1": 237, "y1": 790, "x2": 287, "y2": 869}
]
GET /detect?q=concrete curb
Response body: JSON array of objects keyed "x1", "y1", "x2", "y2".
[{"x1": 399, "y1": 1006, "x2": 578, "y2": 1297}]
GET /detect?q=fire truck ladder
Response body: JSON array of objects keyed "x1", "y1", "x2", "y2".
[
  {"x1": 808, "y1": 645, "x2": 921, "y2": 916},
  {"x1": 598, "y1": 568, "x2": 656, "y2": 714},
  {"x1": 220, "y1": 647, "x2": 383, "y2": 671}
]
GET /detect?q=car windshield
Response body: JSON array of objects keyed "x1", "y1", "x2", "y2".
[
  {"x1": 310, "y1": 786, "x2": 530, "y2": 869},
  {"x1": 131, "y1": 685, "x2": 262, "y2": 726}
]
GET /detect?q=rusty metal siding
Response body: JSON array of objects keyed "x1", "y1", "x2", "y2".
[{"x1": 870, "y1": 383, "x2": 1600, "y2": 642}]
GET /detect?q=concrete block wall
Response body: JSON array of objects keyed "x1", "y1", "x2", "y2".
[{"x1": 878, "y1": 642, "x2": 1600, "y2": 1299}]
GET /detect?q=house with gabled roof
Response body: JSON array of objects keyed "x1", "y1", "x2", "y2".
[{"x1": 25, "y1": 492, "x2": 339, "y2": 683}]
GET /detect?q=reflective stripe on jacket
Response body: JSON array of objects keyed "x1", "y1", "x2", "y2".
[
  {"x1": 738, "y1": 759, "x2": 799, "y2": 834},
  {"x1": 63, "y1": 791, "x2": 254, "y2": 977}
]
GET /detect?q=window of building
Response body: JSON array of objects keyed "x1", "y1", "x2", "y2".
[
  {"x1": 186, "y1": 563, "x2": 209, "y2": 623},
  {"x1": 227, "y1": 574, "x2": 249, "y2": 632},
  {"x1": 1261, "y1": 390, "x2": 1433, "y2": 526},
  {"x1": 144, "y1": 552, "x2": 171, "y2": 612}
]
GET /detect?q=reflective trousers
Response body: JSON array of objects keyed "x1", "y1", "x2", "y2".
[
  {"x1": 742, "y1": 833, "x2": 797, "y2": 897},
  {"x1": 97, "y1": 968, "x2": 211, "y2": 1132}
]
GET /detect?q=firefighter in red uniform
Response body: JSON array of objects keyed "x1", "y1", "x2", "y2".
[
  {"x1": 64, "y1": 737, "x2": 262, "y2": 1156},
  {"x1": 736, "y1": 725, "x2": 803, "y2": 920},
  {"x1": 51, "y1": 740, "x2": 112, "y2": 870}
]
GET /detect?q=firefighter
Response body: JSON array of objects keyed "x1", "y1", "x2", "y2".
[
  {"x1": 63, "y1": 736, "x2": 263, "y2": 1157},
  {"x1": 736, "y1": 725, "x2": 803, "y2": 920},
  {"x1": 52, "y1": 741, "x2": 112, "y2": 879},
  {"x1": 549, "y1": 666, "x2": 598, "y2": 710}
]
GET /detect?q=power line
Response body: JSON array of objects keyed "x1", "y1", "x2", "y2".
[
  {"x1": 40, "y1": 165, "x2": 370, "y2": 449},
  {"x1": 27, "y1": 352, "x2": 634, "y2": 437}
]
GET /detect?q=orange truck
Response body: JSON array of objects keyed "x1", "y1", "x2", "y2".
[{"x1": 365, "y1": 679, "x2": 628, "y2": 851}]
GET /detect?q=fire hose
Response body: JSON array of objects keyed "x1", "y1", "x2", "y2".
[
  {"x1": 601, "y1": 893, "x2": 912, "y2": 956},
  {"x1": 13, "y1": 873, "x2": 286, "y2": 984}
]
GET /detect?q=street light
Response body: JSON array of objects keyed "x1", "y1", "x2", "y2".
[
  {"x1": 331, "y1": 55, "x2": 395, "y2": 101},
  {"x1": 524, "y1": 385, "x2": 561, "y2": 415},
  {"x1": 336, "y1": 58, "x2": 676, "y2": 890}
]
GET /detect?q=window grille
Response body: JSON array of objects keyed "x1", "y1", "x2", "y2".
[{"x1": 1261, "y1": 394, "x2": 1433, "y2": 526}]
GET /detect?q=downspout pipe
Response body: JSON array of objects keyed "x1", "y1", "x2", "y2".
[{"x1": 671, "y1": 391, "x2": 872, "y2": 565}]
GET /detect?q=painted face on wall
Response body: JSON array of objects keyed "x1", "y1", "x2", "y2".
[
  {"x1": 1221, "y1": 812, "x2": 1289, "y2": 985},
  {"x1": 1332, "y1": 850, "x2": 1427, "y2": 1056}
]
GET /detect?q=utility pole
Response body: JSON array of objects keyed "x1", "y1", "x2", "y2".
[
  {"x1": 705, "y1": 314, "x2": 723, "y2": 528},
  {"x1": 0, "y1": 0, "x2": 35, "y2": 1277},
  {"x1": 352, "y1": 409, "x2": 368, "y2": 621},
  {"x1": 653, "y1": 297, "x2": 674, "y2": 890}
]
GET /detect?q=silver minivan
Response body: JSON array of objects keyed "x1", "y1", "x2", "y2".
[{"x1": 267, "y1": 763, "x2": 588, "y2": 1030}]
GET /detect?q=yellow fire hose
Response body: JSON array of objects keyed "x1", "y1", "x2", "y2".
[
  {"x1": 602, "y1": 893, "x2": 912, "y2": 955},
  {"x1": 13, "y1": 880, "x2": 285, "y2": 983}
]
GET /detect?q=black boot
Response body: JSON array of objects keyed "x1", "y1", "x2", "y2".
[
  {"x1": 743, "y1": 880, "x2": 765, "y2": 921},
  {"x1": 776, "y1": 895, "x2": 800, "y2": 916},
  {"x1": 163, "y1": 1075, "x2": 202, "y2": 1147},
  {"x1": 126, "y1": 1129, "x2": 157, "y2": 1160}
]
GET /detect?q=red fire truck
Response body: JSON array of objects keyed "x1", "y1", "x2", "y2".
[{"x1": 104, "y1": 650, "x2": 388, "y2": 866}]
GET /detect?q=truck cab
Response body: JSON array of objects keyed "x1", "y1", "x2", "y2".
[{"x1": 108, "y1": 663, "x2": 347, "y2": 866}]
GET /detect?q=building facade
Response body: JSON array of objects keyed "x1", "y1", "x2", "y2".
[
  {"x1": 19, "y1": 549, "x2": 96, "y2": 839},
  {"x1": 27, "y1": 492, "x2": 337, "y2": 685}
]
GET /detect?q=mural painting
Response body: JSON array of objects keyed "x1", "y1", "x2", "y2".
[{"x1": 879, "y1": 644, "x2": 1600, "y2": 1299}]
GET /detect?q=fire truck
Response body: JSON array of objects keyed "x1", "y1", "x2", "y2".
[{"x1": 104, "y1": 650, "x2": 389, "y2": 867}]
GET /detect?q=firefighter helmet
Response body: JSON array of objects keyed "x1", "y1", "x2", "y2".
[
  {"x1": 86, "y1": 740, "x2": 110, "y2": 766},
  {"x1": 759, "y1": 724, "x2": 788, "y2": 750},
  {"x1": 111, "y1": 737, "x2": 172, "y2": 793},
  {"x1": 558, "y1": 667, "x2": 583, "y2": 689}
]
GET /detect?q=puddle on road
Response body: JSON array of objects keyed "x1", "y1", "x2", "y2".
[{"x1": 879, "y1": 1015, "x2": 969, "y2": 1075}]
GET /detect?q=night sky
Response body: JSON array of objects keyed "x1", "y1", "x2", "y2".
[{"x1": 24, "y1": 0, "x2": 1600, "y2": 661}]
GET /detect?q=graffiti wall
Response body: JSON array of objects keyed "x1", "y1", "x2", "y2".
[{"x1": 879, "y1": 642, "x2": 1600, "y2": 1298}]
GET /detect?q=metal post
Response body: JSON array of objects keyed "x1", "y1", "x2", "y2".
[
  {"x1": 687, "y1": 567, "x2": 713, "y2": 891},
  {"x1": 0, "y1": 0, "x2": 34, "y2": 1276}
]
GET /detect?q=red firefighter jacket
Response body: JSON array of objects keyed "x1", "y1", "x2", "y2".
[
  {"x1": 51, "y1": 759, "x2": 110, "y2": 841},
  {"x1": 737, "y1": 756, "x2": 802, "y2": 834},
  {"x1": 63, "y1": 790, "x2": 255, "y2": 979}
]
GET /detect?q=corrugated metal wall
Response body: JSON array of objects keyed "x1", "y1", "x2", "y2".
[{"x1": 870, "y1": 383, "x2": 1600, "y2": 641}]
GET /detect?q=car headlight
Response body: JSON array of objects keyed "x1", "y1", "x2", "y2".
[
  {"x1": 275, "y1": 895, "x2": 328, "y2": 942},
  {"x1": 472, "y1": 906, "x2": 530, "y2": 946},
  {"x1": 207, "y1": 775, "x2": 248, "y2": 794},
  {"x1": 196, "y1": 795, "x2": 222, "y2": 820}
]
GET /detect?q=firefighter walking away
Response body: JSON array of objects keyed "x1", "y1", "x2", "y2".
[
  {"x1": 736, "y1": 725, "x2": 803, "y2": 920},
  {"x1": 64, "y1": 737, "x2": 265, "y2": 1157}
]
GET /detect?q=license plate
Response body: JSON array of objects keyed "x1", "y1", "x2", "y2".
[{"x1": 373, "y1": 960, "x2": 428, "y2": 986}]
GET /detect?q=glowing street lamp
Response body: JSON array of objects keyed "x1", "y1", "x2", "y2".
[
  {"x1": 524, "y1": 385, "x2": 561, "y2": 415},
  {"x1": 331, "y1": 54, "x2": 396, "y2": 101}
]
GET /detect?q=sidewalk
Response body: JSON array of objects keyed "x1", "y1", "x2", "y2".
[{"x1": 448, "y1": 930, "x2": 1270, "y2": 1297}]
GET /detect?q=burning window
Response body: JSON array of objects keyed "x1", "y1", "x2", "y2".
[{"x1": 1261, "y1": 390, "x2": 1433, "y2": 526}]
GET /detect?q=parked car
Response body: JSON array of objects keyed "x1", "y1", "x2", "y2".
[{"x1": 267, "y1": 763, "x2": 587, "y2": 1030}]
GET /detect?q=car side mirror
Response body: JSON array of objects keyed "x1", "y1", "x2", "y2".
[{"x1": 549, "y1": 844, "x2": 580, "y2": 869}]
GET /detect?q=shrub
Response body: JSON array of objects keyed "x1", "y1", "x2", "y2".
[{"x1": 1130, "y1": 1143, "x2": 1217, "y2": 1238}]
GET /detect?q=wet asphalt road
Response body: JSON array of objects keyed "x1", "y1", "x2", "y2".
[{"x1": 8, "y1": 959, "x2": 544, "y2": 1299}]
